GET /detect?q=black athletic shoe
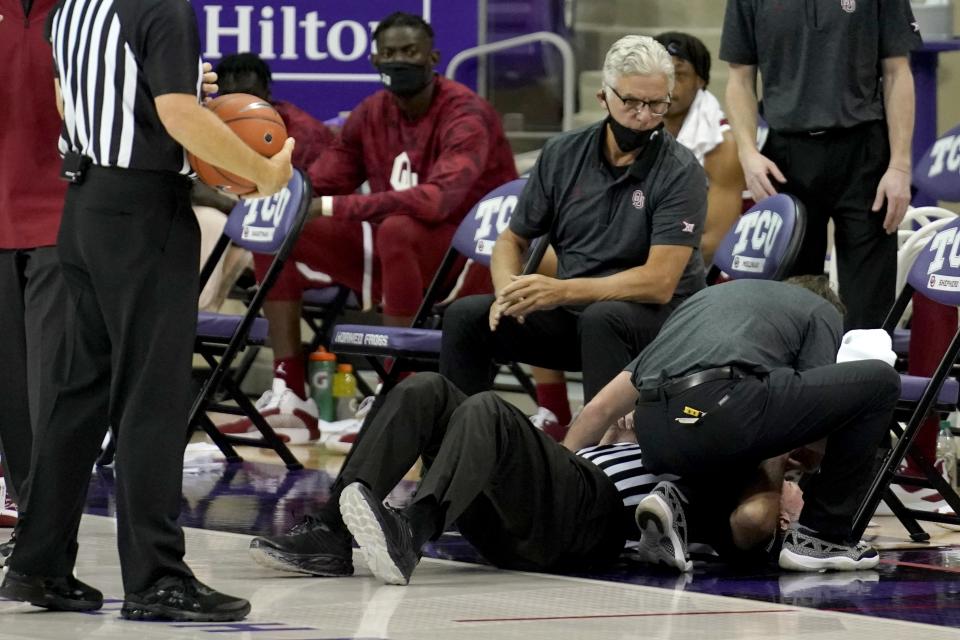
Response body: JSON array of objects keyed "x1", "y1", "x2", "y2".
[
  {"x1": 778, "y1": 526, "x2": 880, "y2": 572},
  {"x1": 339, "y1": 482, "x2": 419, "y2": 585},
  {"x1": 0, "y1": 569, "x2": 103, "y2": 611},
  {"x1": 634, "y1": 480, "x2": 693, "y2": 572},
  {"x1": 249, "y1": 516, "x2": 354, "y2": 577},
  {"x1": 121, "y1": 576, "x2": 250, "y2": 622},
  {"x1": 0, "y1": 532, "x2": 15, "y2": 568}
]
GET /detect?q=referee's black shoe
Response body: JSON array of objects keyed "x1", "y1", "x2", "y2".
[
  {"x1": 121, "y1": 575, "x2": 250, "y2": 621},
  {"x1": 0, "y1": 532, "x2": 15, "y2": 567},
  {"x1": 339, "y1": 482, "x2": 419, "y2": 585},
  {"x1": 0, "y1": 569, "x2": 103, "y2": 611},
  {"x1": 249, "y1": 515, "x2": 354, "y2": 577}
]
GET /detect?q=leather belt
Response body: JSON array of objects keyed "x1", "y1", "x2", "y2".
[{"x1": 638, "y1": 365, "x2": 748, "y2": 402}]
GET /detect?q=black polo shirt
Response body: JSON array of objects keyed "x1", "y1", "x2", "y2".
[
  {"x1": 719, "y1": 0, "x2": 921, "y2": 132},
  {"x1": 625, "y1": 279, "x2": 842, "y2": 390},
  {"x1": 510, "y1": 121, "x2": 707, "y2": 300}
]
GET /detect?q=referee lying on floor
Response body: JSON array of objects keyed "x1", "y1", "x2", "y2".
[{"x1": 246, "y1": 372, "x2": 793, "y2": 584}]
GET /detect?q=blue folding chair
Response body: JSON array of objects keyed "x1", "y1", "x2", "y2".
[
  {"x1": 189, "y1": 169, "x2": 313, "y2": 470},
  {"x1": 329, "y1": 178, "x2": 533, "y2": 395},
  {"x1": 708, "y1": 193, "x2": 807, "y2": 284},
  {"x1": 852, "y1": 216, "x2": 960, "y2": 540}
]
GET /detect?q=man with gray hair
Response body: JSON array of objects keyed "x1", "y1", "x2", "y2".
[{"x1": 441, "y1": 35, "x2": 708, "y2": 401}]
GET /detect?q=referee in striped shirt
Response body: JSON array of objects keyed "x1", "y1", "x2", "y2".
[{"x1": 0, "y1": 0, "x2": 293, "y2": 622}]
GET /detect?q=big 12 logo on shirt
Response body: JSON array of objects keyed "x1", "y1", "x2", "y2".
[{"x1": 390, "y1": 151, "x2": 419, "y2": 191}]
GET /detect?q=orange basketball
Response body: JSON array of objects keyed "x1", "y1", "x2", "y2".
[{"x1": 188, "y1": 93, "x2": 288, "y2": 195}]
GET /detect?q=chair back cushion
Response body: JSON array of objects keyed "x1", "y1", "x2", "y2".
[
  {"x1": 712, "y1": 193, "x2": 806, "y2": 281},
  {"x1": 908, "y1": 215, "x2": 960, "y2": 306},
  {"x1": 223, "y1": 169, "x2": 308, "y2": 254},
  {"x1": 451, "y1": 178, "x2": 528, "y2": 267},
  {"x1": 914, "y1": 123, "x2": 960, "y2": 202}
]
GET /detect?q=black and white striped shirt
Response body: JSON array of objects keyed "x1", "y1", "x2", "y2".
[
  {"x1": 48, "y1": 0, "x2": 202, "y2": 174},
  {"x1": 578, "y1": 443, "x2": 678, "y2": 544}
]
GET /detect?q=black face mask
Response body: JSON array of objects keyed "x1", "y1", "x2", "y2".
[
  {"x1": 377, "y1": 62, "x2": 433, "y2": 97},
  {"x1": 606, "y1": 114, "x2": 662, "y2": 153}
]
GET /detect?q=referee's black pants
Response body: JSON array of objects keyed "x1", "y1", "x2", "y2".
[
  {"x1": 440, "y1": 294, "x2": 680, "y2": 402},
  {"x1": 0, "y1": 246, "x2": 65, "y2": 506},
  {"x1": 633, "y1": 361, "x2": 900, "y2": 542},
  {"x1": 10, "y1": 167, "x2": 198, "y2": 594},
  {"x1": 765, "y1": 121, "x2": 897, "y2": 331},
  {"x1": 324, "y1": 372, "x2": 625, "y2": 571}
]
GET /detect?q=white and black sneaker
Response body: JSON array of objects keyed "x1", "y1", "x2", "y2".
[
  {"x1": 339, "y1": 482, "x2": 419, "y2": 585},
  {"x1": 778, "y1": 526, "x2": 879, "y2": 572},
  {"x1": 634, "y1": 481, "x2": 693, "y2": 572}
]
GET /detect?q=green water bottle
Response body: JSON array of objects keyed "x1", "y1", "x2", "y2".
[{"x1": 309, "y1": 347, "x2": 337, "y2": 421}]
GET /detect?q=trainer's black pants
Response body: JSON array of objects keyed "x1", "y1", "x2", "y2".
[
  {"x1": 0, "y1": 247, "x2": 65, "y2": 506},
  {"x1": 765, "y1": 121, "x2": 896, "y2": 330},
  {"x1": 633, "y1": 361, "x2": 900, "y2": 542},
  {"x1": 326, "y1": 373, "x2": 625, "y2": 571},
  {"x1": 10, "y1": 167, "x2": 198, "y2": 594},
  {"x1": 440, "y1": 294, "x2": 680, "y2": 401}
]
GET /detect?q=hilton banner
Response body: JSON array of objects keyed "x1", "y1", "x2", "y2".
[{"x1": 193, "y1": 0, "x2": 480, "y2": 121}]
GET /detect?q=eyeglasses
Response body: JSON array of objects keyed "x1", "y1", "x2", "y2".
[{"x1": 605, "y1": 85, "x2": 671, "y2": 116}]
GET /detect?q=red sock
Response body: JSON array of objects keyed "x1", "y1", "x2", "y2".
[
  {"x1": 274, "y1": 356, "x2": 307, "y2": 399},
  {"x1": 536, "y1": 382, "x2": 571, "y2": 425}
]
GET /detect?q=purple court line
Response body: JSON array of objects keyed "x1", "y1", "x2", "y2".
[
  {"x1": 881, "y1": 558, "x2": 960, "y2": 574},
  {"x1": 454, "y1": 609, "x2": 798, "y2": 623}
]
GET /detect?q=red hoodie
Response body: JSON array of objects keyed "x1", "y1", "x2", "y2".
[{"x1": 0, "y1": 0, "x2": 66, "y2": 249}]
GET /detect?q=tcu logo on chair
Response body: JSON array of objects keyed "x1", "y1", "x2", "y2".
[
  {"x1": 731, "y1": 209, "x2": 784, "y2": 259},
  {"x1": 240, "y1": 187, "x2": 292, "y2": 242},
  {"x1": 473, "y1": 194, "x2": 518, "y2": 255},
  {"x1": 927, "y1": 226, "x2": 960, "y2": 283}
]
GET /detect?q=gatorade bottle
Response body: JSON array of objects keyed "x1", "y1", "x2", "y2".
[
  {"x1": 332, "y1": 363, "x2": 358, "y2": 420},
  {"x1": 308, "y1": 347, "x2": 337, "y2": 421},
  {"x1": 937, "y1": 419, "x2": 957, "y2": 490}
]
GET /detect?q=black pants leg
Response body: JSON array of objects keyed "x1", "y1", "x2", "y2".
[
  {"x1": 327, "y1": 372, "x2": 469, "y2": 505},
  {"x1": 10, "y1": 169, "x2": 197, "y2": 593},
  {"x1": 577, "y1": 300, "x2": 680, "y2": 400},
  {"x1": 327, "y1": 372, "x2": 623, "y2": 570},
  {"x1": 767, "y1": 122, "x2": 894, "y2": 330},
  {"x1": 441, "y1": 294, "x2": 674, "y2": 401},
  {"x1": 0, "y1": 248, "x2": 65, "y2": 506},
  {"x1": 634, "y1": 361, "x2": 900, "y2": 541},
  {"x1": 440, "y1": 294, "x2": 581, "y2": 396},
  {"x1": 410, "y1": 390, "x2": 624, "y2": 570}
]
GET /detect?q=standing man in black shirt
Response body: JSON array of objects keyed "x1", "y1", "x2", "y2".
[
  {"x1": 0, "y1": 0, "x2": 293, "y2": 621},
  {"x1": 563, "y1": 277, "x2": 901, "y2": 572},
  {"x1": 721, "y1": 1, "x2": 922, "y2": 330},
  {"x1": 441, "y1": 35, "x2": 707, "y2": 402}
]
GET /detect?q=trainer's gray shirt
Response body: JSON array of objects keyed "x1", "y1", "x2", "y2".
[
  {"x1": 719, "y1": 0, "x2": 921, "y2": 132},
  {"x1": 509, "y1": 121, "x2": 707, "y2": 300},
  {"x1": 626, "y1": 280, "x2": 842, "y2": 389}
]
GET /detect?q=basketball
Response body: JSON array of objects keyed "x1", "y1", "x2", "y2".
[{"x1": 188, "y1": 93, "x2": 288, "y2": 195}]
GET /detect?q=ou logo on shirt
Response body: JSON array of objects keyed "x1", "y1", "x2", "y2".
[
  {"x1": 731, "y1": 209, "x2": 783, "y2": 256},
  {"x1": 390, "y1": 151, "x2": 419, "y2": 191}
]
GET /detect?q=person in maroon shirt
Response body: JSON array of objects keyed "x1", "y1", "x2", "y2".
[
  {"x1": 222, "y1": 12, "x2": 517, "y2": 441},
  {"x1": 192, "y1": 53, "x2": 335, "y2": 312},
  {"x1": 215, "y1": 53, "x2": 334, "y2": 173},
  {"x1": 0, "y1": 0, "x2": 69, "y2": 559}
]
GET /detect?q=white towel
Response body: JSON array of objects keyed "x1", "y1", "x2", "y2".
[
  {"x1": 836, "y1": 329, "x2": 897, "y2": 367},
  {"x1": 676, "y1": 89, "x2": 729, "y2": 166}
]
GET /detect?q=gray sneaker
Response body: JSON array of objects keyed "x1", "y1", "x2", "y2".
[
  {"x1": 634, "y1": 481, "x2": 693, "y2": 572},
  {"x1": 778, "y1": 526, "x2": 879, "y2": 572}
]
